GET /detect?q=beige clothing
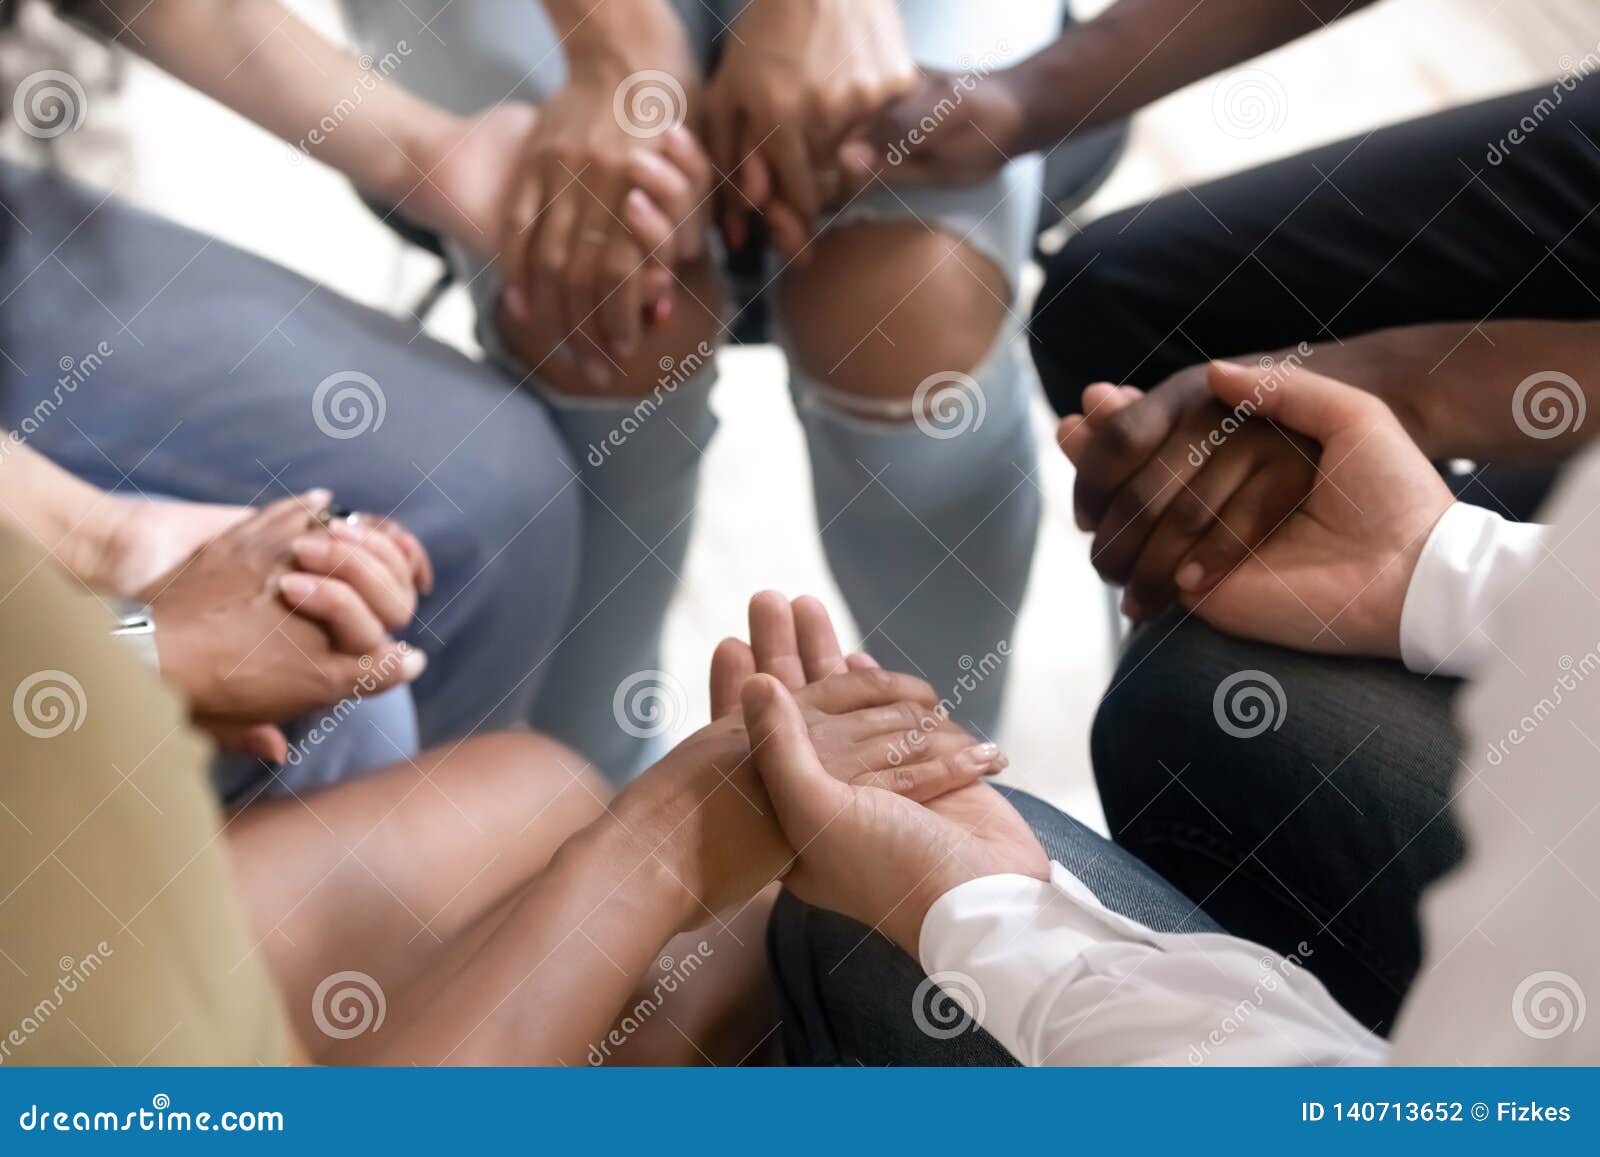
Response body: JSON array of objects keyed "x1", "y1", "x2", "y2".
[{"x1": 0, "y1": 535, "x2": 290, "y2": 1066}]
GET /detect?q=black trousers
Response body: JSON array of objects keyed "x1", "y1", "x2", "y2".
[
  {"x1": 1028, "y1": 81, "x2": 1600, "y2": 1033},
  {"x1": 1031, "y1": 79, "x2": 1600, "y2": 413}
]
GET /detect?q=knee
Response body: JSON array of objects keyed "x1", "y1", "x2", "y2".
[
  {"x1": 1030, "y1": 220, "x2": 1154, "y2": 415},
  {"x1": 448, "y1": 731, "x2": 611, "y2": 826},
  {"x1": 494, "y1": 260, "x2": 724, "y2": 399},
  {"x1": 779, "y1": 222, "x2": 1009, "y2": 413},
  {"x1": 1090, "y1": 610, "x2": 1248, "y2": 829}
]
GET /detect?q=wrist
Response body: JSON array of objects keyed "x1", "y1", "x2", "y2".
[
  {"x1": 557, "y1": 813, "x2": 700, "y2": 936},
  {"x1": 51, "y1": 486, "x2": 126, "y2": 595},
  {"x1": 1003, "y1": 21, "x2": 1112, "y2": 155},
  {"x1": 562, "y1": 0, "x2": 696, "y2": 85}
]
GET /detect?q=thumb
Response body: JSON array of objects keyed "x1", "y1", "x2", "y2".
[
  {"x1": 741, "y1": 675, "x2": 850, "y2": 842},
  {"x1": 1207, "y1": 359, "x2": 1382, "y2": 444}
]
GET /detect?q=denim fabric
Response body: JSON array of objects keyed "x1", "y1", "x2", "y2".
[
  {"x1": 336, "y1": 0, "x2": 1064, "y2": 771},
  {"x1": 0, "y1": 161, "x2": 581, "y2": 796},
  {"x1": 1093, "y1": 612, "x2": 1465, "y2": 1034}
]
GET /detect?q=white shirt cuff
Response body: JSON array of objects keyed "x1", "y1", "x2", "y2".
[
  {"x1": 1399, "y1": 503, "x2": 1552, "y2": 678},
  {"x1": 918, "y1": 863, "x2": 1387, "y2": 1066}
]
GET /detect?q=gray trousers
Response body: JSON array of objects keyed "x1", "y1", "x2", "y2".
[{"x1": 0, "y1": 159, "x2": 581, "y2": 798}]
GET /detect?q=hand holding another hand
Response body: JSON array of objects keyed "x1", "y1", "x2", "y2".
[
  {"x1": 611, "y1": 592, "x2": 1010, "y2": 933},
  {"x1": 1058, "y1": 361, "x2": 1321, "y2": 621},
  {"x1": 136, "y1": 493, "x2": 430, "y2": 761},
  {"x1": 707, "y1": 0, "x2": 916, "y2": 257},
  {"x1": 1065, "y1": 361, "x2": 1454, "y2": 659}
]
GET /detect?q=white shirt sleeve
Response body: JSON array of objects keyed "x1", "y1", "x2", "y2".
[
  {"x1": 1399, "y1": 502, "x2": 1552, "y2": 678},
  {"x1": 918, "y1": 863, "x2": 1387, "y2": 1066}
]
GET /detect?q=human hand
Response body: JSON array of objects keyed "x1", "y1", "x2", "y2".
[
  {"x1": 1058, "y1": 361, "x2": 1318, "y2": 621},
  {"x1": 744, "y1": 674, "x2": 1047, "y2": 957},
  {"x1": 490, "y1": 44, "x2": 707, "y2": 386},
  {"x1": 1147, "y1": 362, "x2": 1453, "y2": 657},
  {"x1": 137, "y1": 493, "x2": 427, "y2": 759},
  {"x1": 861, "y1": 67, "x2": 1031, "y2": 188},
  {"x1": 706, "y1": 0, "x2": 915, "y2": 257},
  {"x1": 101, "y1": 492, "x2": 432, "y2": 604},
  {"x1": 611, "y1": 592, "x2": 1005, "y2": 932}
]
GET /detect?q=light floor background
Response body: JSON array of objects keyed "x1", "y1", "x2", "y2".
[{"x1": 33, "y1": 0, "x2": 1600, "y2": 829}]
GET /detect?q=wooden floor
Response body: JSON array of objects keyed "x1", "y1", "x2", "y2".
[{"x1": 43, "y1": 0, "x2": 1600, "y2": 827}]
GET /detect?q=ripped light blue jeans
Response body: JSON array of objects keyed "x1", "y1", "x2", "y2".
[{"x1": 340, "y1": 0, "x2": 1065, "y2": 780}]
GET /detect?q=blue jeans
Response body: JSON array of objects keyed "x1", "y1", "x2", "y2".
[
  {"x1": 766, "y1": 786, "x2": 1219, "y2": 1065},
  {"x1": 337, "y1": 0, "x2": 1065, "y2": 780},
  {"x1": 0, "y1": 159, "x2": 580, "y2": 798}
]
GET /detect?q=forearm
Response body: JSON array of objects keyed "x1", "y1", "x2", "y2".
[
  {"x1": 1286, "y1": 321, "x2": 1600, "y2": 462},
  {"x1": 0, "y1": 441, "x2": 120, "y2": 590},
  {"x1": 350, "y1": 818, "x2": 693, "y2": 1066},
  {"x1": 1005, "y1": 0, "x2": 1381, "y2": 151},
  {"x1": 541, "y1": 0, "x2": 697, "y2": 84},
  {"x1": 84, "y1": 0, "x2": 459, "y2": 212}
]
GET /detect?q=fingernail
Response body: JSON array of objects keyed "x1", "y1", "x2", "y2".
[
  {"x1": 1176, "y1": 562, "x2": 1206, "y2": 592},
  {"x1": 956, "y1": 743, "x2": 1007, "y2": 776},
  {"x1": 1121, "y1": 592, "x2": 1143, "y2": 620},
  {"x1": 304, "y1": 488, "x2": 332, "y2": 510},
  {"x1": 326, "y1": 519, "x2": 362, "y2": 541},
  {"x1": 1075, "y1": 507, "x2": 1092, "y2": 533},
  {"x1": 504, "y1": 286, "x2": 528, "y2": 319},
  {"x1": 399, "y1": 647, "x2": 428, "y2": 681},
  {"x1": 582, "y1": 357, "x2": 612, "y2": 390},
  {"x1": 279, "y1": 572, "x2": 316, "y2": 601}
]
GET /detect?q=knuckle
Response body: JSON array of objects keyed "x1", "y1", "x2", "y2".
[
  {"x1": 1102, "y1": 409, "x2": 1155, "y2": 457},
  {"x1": 892, "y1": 767, "x2": 916, "y2": 794},
  {"x1": 861, "y1": 668, "x2": 897, "y2": 700},
  {"x1": 1124, "y1": 470, "x2": 1171, "y2": 512},
  {"x1": 1168, "y1": 491, "x2": 1214, "y2": 535}
]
